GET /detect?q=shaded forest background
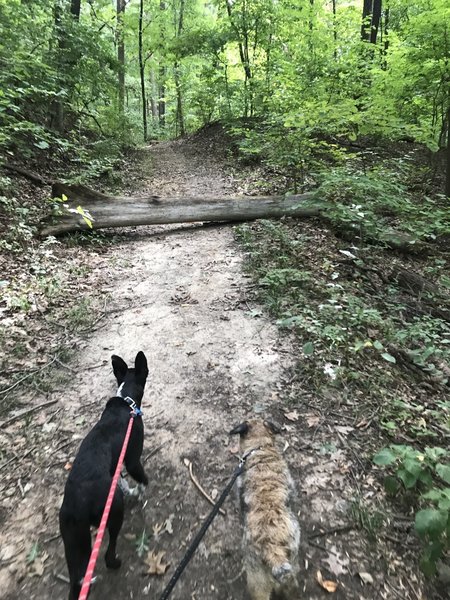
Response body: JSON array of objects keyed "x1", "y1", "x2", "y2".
[{"x1": 1, "y1": 0, "x2": 449, "y2": 193}]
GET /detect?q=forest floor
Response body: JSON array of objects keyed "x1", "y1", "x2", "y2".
[{"x1": 0, "y1": 126, "x2": 448, "y2": 599}]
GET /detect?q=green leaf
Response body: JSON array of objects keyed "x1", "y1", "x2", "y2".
[
  {"x1": 398, "y1": 468, "x2": 418, "y2": 489},
  {"x1": 373, "y1": 340, "x2": 383, "y2": 351},
  {"x1": 404, "y1": 458, "x2": 423, "y2": 477},
  {"x1": 34, "y1": 140, "x2": 49, "y2": 149},
  {"x1": 384, "y1": 475, "x2": 400, "y2": 496},
  {"x1": 303, "y1": 341, "x2": 314, "y2": 355},
  {"x1": 373, "y1": 447, "x2": 396, "y2": 466},
  {"x1": 436, "y1": 463, "x2": 450, "y2": 484},
  {"x1": 381, "y1": 352, "x2": 396, "y2": 364},
  {"x1": 415, "y1": 509, "x2": 447, "y2": 539}
]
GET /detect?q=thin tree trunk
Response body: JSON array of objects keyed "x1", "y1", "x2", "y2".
[
  {"x1": 370, "y1": 0, "x2": 382, "y2": 44},
  {"x1": 383, "y1": 5, "x2": 390, "y2": 62},
  {"x1": 446, "y1": 106, "x2": 450, "y2": 198},
  {"x1": 332, "y1": 0, "x2": 337, "y2": 60},
  {"x1": 139, "y1": 0, "x2": 148, "y2": 141},
  {"x1": 174, "y1": 0, "x2": 185, "y2": 136},
  {"x1": 70, "y1": 0, "x2": 81, "y2": 20},
  {"x1": 117, "y1": 0, "x2": 126, "y2": 115},
  {"x1": 225, "y1": 0, "x2": 251, "y2": 118},
  {"x1": 159, "y1": 0, "x2": 166, "y2": 128},
  {"x1": 150, "y1": 69, "x2": 159, "y2": 120},
  {"x1": 361, "y1": 0, "x2": 373, "y2": 42}
]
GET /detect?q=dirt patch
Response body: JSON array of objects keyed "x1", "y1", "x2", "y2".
[{"x1": 0, "y1": 132, "x2": 444, "y2": 599}]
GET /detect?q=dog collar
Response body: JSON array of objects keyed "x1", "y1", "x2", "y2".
[{"x1": 123, "y1": 396, "x2": 143, "y2": 417}]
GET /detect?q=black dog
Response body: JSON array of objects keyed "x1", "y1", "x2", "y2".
[{"x1": 59, "y1": 352, "x2": 149, "y2": 600}]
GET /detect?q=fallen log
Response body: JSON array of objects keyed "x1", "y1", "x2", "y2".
[{"x1": 39, "y1": 182, "x2": 323, "y2": 236}]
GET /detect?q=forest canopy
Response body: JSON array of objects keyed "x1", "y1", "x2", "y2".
[{"x1": 0, "y1": 1, "x2": 449, "y2": 187}]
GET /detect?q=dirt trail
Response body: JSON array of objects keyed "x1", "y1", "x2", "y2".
[{"x1": 1, "y1": 135, "x2": 431, "y2": 600}]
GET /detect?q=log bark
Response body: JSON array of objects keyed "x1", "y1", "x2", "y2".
[{"x1": 40, "y1": 182, "x2": 322, "y2": 236}]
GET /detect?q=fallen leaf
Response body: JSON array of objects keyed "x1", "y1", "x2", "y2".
[
  {"x1": 316, "y1": 570, "x2": 338, "y2": 593},
  {"x1": 145, "y1": 550, "x2": 170, "y2": 576},
  {"x1": 306, "y1": 414, "x2": 320, "y2": 428},
  {"x1": 284, "y1": 410, "x2": 299, "y2": 422},
  {"x1": 359, "y1": 572, "x2": 374, "y2": 585},
  {"x1": 335, "y1": 426, "x2": 354, "y2": 436},
  {"x1": 152, "y1": 522, "x2": 164, "y2": 540},
  {"x1": 164, "y1": 514, "x2": 174, "y2": 535}
]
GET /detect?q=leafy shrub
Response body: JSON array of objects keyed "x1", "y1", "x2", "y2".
[{"x1": 374, "y1": 444, "x2": 450, "y2": 576}]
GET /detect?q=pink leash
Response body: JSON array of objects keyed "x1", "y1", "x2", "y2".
[{"x1": 78, "y1": 415, "x2": 135, "y2": 600}]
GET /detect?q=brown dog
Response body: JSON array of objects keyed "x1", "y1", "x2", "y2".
[{"x1": 230, "y1": 419, "x2": 300, "y2": 600}]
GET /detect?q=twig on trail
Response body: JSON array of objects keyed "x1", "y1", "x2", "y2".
[
  {"x1": 0, "y1": 399, "x2": 58, "y2": 429},
  {"x1": 385, "y1": 581, "x2": 407, "y2": 600},
  {"x1": 308, "y1": 524, "x2": 354, "y2": 540},
  {"x1": 184, "y1": 458, "x2": 226, "y2": 516},
  {"x1": 44, "y1": 532, "x2": 61, "y2": 544},
  {"x1": 0, "y1": 446, "x2": 35, "y2": 472},
  {"x1": 17, "y1": 478, "x2": 25, "y2": 499},
  {"x1": 404, "y1": 575, "x2": 423, "y2": 600},
  {"x1": 0, "y1": 355, "x2": 58, "y2": 397},
  {"x1": 55, "y1": 358, "x2": 76, "y2": 373},
  {"x1": 52, "y1": 439, "x2": 75, "y2": 454},
  {"x1": 307, "y1": 540, "x2": 342, "y2": 557},
  {"x1": 55, "y1": 573, "x2": 70, "y2": 585},
  {"x1": 144, "y1": 443, "x2": 164, "y2": 463}
]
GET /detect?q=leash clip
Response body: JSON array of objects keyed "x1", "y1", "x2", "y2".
[
  {"x1": 123, "y1": 396, "x2": 143, "y2": 418},
  {"x1": 239, "y1": 447, "x2": 259, "y2": 467}
]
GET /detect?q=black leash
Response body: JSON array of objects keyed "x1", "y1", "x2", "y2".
[{"x1": 158, "y1": 450, "x2": 255, "y2": 600}]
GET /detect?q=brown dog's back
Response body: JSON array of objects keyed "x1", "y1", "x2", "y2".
[{"x1": 231, "y1": 420, "x2": 300, "y2": 600}]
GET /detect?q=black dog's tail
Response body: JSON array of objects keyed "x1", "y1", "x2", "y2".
[{"x1": 60, "y1": 513, "x2": 92, "y2": 600}]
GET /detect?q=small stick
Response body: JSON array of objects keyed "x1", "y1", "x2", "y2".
[
  {"x1": 144, "y1": 443, "x2": 164, "y2": 463},
  {"x1": 0, "y1": 446, "x2": 35, "y2": 472},
  {"x1": 0, "y1": 399, "x2": 58, "y2": 429},
  {"x1": 308, "y1": 524, "x2": 354, "y2": 539},
  {"x1": 0, "y1": 356, "x2": 57, "y2": 396},
  {"x1": 44, "y1": 533, "x2": 61, "y2": 544},
  {"x1": 185, "y1": 459, "x2": 226, "y2": 516},
  {"x1": 17, "y1": 478, "x2": 25, "y2": 498}
]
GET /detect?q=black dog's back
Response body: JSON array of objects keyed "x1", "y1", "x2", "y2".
[{"x1": 59, "y1": 352, "x2": 148, "y2": 600}]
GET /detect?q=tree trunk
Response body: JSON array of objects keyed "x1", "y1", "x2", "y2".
[
  {"x1": 332, "y1": 0, "x2": 337, "y2": 60},
  {"x1": 361, "y1": 0, "x2": 373, "y2": 42},
  {"x1": 117, "y1": 0, "x2": 126, "y2": 115},
  {"x1": 70, "y1": 0, "x2": 81, "y2": 20},
  {"x1": 139, "y1": 0, "x2": 148, "y2": 141},
  {"x1": 174, "y1": 64, "x2": 185, "y2": 136},
  {"x1": 40, "y1": 183, "x2": 320, "y2": 236},
  {"x1": 159, "y1": 0, "x2": 166, "y2": 128},
  {"x1": 150, "y1": 69, "x2": 159, "y2": 120},
  {"x1": 370, "y1": 0, "x2": 382, "y2": 44},
  {"x1": 173, "y1": 0, "x2": 185, "y2": 136},
  {"x1": 446, "y1": 106, "x2": 450, "y2": 198}
]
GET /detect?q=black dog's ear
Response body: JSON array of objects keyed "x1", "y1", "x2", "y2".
[
  {"x1": 112, "y1": 355, "x2": 128, "y2": 384},
  {"x1": 264, "y1": 420, "x2": 282, "y2": 435},
  {"x1": 229, "y1": 422, "x2": 249, "y2": 436},
  {"x1": 135, "y1": 351, "x2": 148, "y2": 378}
]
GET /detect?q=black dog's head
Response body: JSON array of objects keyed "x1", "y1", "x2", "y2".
[{"x1": 111, "y1": 351, "x2": 148, "y2": 407}]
